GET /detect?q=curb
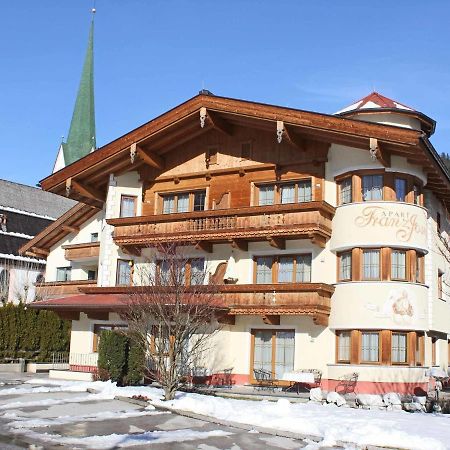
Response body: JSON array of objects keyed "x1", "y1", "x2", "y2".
[{"x1": 114, "y1": 394, "x2": 393, "y2": 450}]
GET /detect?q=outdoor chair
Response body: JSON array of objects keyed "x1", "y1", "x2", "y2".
[
  {"x1": 253, "y1": 368, "x2": 277, "y2": 391},
  {"x1": 335, "y1": 372, "x2": 359, "y2": 395},
  {"x1": 192, "y1": 367, "x2": 209, "y2": 387},
  {"x1": 300, "y1": 369, "x2": 322, "y2": 388}
]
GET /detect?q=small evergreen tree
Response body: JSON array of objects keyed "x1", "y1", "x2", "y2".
[
  {"x1": 126, "y1": 339, "x2": 145, "y2": 386},
  {"x1": 97, "y1": 330, "x2": 129, "y2": 385}
]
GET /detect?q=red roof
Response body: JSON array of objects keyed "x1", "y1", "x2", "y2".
[{"x1": 337, "y1": 91, "x2": 415, "y2": 114}]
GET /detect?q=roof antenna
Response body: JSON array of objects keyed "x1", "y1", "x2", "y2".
[{"x1": 91, "y1": 0, "x2": 96, "y2": 15}]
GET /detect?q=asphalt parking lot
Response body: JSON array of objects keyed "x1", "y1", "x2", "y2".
[{"x1": 0, "y1": 372, "x2": 336, "y2": 449}]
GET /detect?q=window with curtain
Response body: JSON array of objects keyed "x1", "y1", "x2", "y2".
[
  {"x1": 298, "y1": 180, "x2": 312, "y2": 203},
  {"x1": 120, "y1": 196, "x2": 137, "y2": 218},
  {"x1": 392, "y1": 332, "x2": 407, "y2": 363},
  {"x1": 259, "y1": 185, "x2": 275, "y2": 206},
  {"x1": 193, "y1": 191, "x2": 206, "y2": 211},
  {"x1": 395, "y1": 178, "x2": 407, "y2": 202},
  {"x1": 339, "y1": 252, "x2": 352, "y2": 280},
  {"x1": 339, "y1": 178, "x2": 352, "y2": 205},
  {"x1": 56, "y1": 267, "x2": 71, "y2": 282},
  {"x1": 280, "y1": 184, "x2": 295, "y2": 204},
  {"x1": 337, "y1": 331, "x2": 351, "y2": 362},
  {"x1": 253, "y1": 330, "x2": 273, "y2": 372},
  {"x1": 274, "y1": 331, "x2": 295, "y2": 378},
  {"x1": 190, "y1": 258, "x2": 205, "y2": 285},
  {"x1": 361, "y1": 332, "x2": 379, "y2": 362},
  {"x1": 116, "y1": 260, "x2": 132, "y2": 286},
  {"x1": 177, "y1": 194, "x2": 189, "y2": 213},
  {"x1": 362, "y1": 250, "x2": 380, "y2": 280},
  {"x1": 362, "y1": 175, "x2": 383, "y2": 201},
  {"x1": 278, "y1": 257, "x2": 294, "y2": 282},
  {"x1": 162, "y1": 195, "x2": 175, "y2": 214},
  {"x1": 256, "y1": 256, "x2": 273, "y2": 283},
  {"x1": 296, "y1": 254, "x2": 312, "y2": 282},
  {"x1": 391, "y1": 250, "x2": 406, "y2": 280}
]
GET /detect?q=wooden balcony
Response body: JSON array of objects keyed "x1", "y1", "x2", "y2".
[
  {"x1": 107, "y1": 201, "x2": 335, "y2": 252},
  {"x1": 36, "y1": 280, "x2": 97, "y2": 299},
  {"x1": 62, "y1": 242, "x2": 100, "y2": 261},
  {"x1": 79, "y1": 282, "x2": 333, "y2": 325}
]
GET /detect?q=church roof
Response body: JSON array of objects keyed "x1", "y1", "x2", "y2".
[
  {"x1": 335, "y1": 92, "x2": 415, "y2": 114},
  {"x1": 62, "y1": 18, "x2": 96, "y2": 166}
]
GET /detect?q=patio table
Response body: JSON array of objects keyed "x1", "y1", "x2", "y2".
[{"x1": 281, "y1": 371, "x2": 315, "y2": 394}]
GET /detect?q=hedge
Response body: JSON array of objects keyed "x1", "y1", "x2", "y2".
[
  {"x1": 0, "y1": 303, "x2": 70, "y2": 361},
  {"x1": 97, "y1": 330, "x2": 144, "y2": 386}
]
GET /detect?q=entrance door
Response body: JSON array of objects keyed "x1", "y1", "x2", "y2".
[{"x1": 252, "y1": 329, "x2": 295, "y2": 379}]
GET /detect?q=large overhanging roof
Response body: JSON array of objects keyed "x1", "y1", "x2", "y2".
[{"x1": 38, "y1": 92, "x2": 450, "y2": 207}]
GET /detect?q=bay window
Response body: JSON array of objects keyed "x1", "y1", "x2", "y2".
[
  {"x1": 339, "y1": 177, "x2": 352, "y2": 205},
  {"x1": 391, "y1": 332, "x2": 407, "y2": 364},
  {"x1": 362, "y1": 249, "x2": 380, "y2": 280},
  {"x1": 394, "y1": 178, "x2": 407, "y2": 202},
  {"x1": 361, "y1": 331, "x2": 380, "y2": 363},
  {"x1": 339, "y1": 251, "x2": 352, "y2": 281},
  {"x1": 362, "y1": 175, "x2": 383, "y2": 201},
  {"x1": 337, "y1": 331, "x2": 351, "y2": 363},
  {"x1": 391, "y1": 250, "x2": 407, "y2": 280}
]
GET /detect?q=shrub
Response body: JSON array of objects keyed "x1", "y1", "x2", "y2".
[
  {"x1": 126, "y1": 340, "x2": 145, "y2": 386},
  {"x1": 0, "y1": 303, "x2": 70, "y2": 361},
  {"x1": 97, "y1": 330, "x2": 129, "y2": 385}
]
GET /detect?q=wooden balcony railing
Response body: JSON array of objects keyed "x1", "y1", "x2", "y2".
[
  {"x1": 107, "y1": 201, "x2": 335, "y2": 252},
  {"x1": 79, "y1": 282, "x2": 334, "y2": 326},
  {"x1": 36, "y1": 280, "x2": 97, "y2": 299},
  {"x1": 62, "y1": 242, "x2": 100, "y2": 261}
]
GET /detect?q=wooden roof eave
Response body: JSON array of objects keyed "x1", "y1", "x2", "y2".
[
  {"x1": 19, "y1": 203, "x2": 98, "y2": 257},
  {"x1": 39, "y1": 94, "x2": 424, "y2": 195}
]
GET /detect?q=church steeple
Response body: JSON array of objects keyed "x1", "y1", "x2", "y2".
[{"x1": 53, "y1": 12, "x2": 96, "y2": 173}]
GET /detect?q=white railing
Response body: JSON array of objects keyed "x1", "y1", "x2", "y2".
[{"x1": 69, "y1": 353, "x2": 98, "y2": 367}]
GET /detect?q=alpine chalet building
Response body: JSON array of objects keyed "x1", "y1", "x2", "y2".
[{"x1": 22, "y1": 91, "x2": 450, "y2": 393}]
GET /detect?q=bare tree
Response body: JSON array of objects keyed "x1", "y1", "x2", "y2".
[{"x1": 122, "y1": 243, "x2": 224, "y2": 400}]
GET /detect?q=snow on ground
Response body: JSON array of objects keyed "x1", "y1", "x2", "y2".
[
  {"x1": 14, "y1": 427, "x2": 231, "y2": 449},
  {"x1": 6, "y1": 378, "x2": 450, "y2": 450}
]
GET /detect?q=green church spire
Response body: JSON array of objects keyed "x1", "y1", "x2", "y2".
[{"x1": 63, "y1": 16, "x2": 96, "y2": 165}]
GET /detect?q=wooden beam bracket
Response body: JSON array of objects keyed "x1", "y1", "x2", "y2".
[
  {"x1": 195, "y1": 241, "x2": 213, "y2": 253},
  {"x1": 370, "y1": 138, "x2": 391, "y2": 167},
  {"x1": 135, "y1": 143, "x2": 164, "y2": 170},
  {"x1": 262, "y1": 314, "x2": 280, "y2": 325},
  {"x1": 230, "y1": 239, "x2": 248, "y2": 252},
  {"x1": 267, "y1": 236, "x2": 285, "y2": 250},
  {"x1": 72, "y1": 179, "x2": 105, "y2": 203},
  {"x1": 206, "y1": 110, "x2": 233, "y2": 136}
]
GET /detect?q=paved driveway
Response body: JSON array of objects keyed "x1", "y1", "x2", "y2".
[{"x1": 0, "y1": 373, "x2": 338, "y2": 449}]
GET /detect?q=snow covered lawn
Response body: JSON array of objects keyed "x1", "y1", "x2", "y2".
[{"x1": 8, "y1": 379, "x2": 450, "y2": 449}]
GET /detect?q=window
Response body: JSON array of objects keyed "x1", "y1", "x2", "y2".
[
  {"x1": 258, "y1": 185, "x2": 275, "y2": 206},
  {"x1": 190, "y1": 258, "x2": 205, "y2": 285},
  {"x1": 361, "y1": 332, "x2": 380, "y2": 363},
  {"x1": 120, "y1": 195, "x2": 137, "y2": 218},
  {"x1": 252, "y1": 329, "x2": 295, "y2": 379},
  {"x1": 391, "y1": 250, "x2": 407, "y2": 280},
  {"x1": 193, "y1": 191, "x2": 206, "y2": 211},
  {"x1": 90, "y1": 233, "x2": 99, "y2": 243},
  {"x1": 415, "y1": 253, "x2": 425, "y2": 283},
  {"x1": 56, "y1": 267, "x2": 71, "y2": 282},
  {"x1": 256, "y1": 256, "x2": 273, "y2": 283},
  {"x1": 116, "y1": 260, "x2": 132, "y2": 286},
  {"x1": 257, "y1": 180, "x2": 312, "y2": 206},
  {"x1": 395, "y1": 178, "x2": 407, "y2": 202},
  {"x1": 296, "y1": 254, "x2": 312, "y2": 282},
  {"x1": 87, "y1": 270, "x2": 97, "y2": 281},
  {"x1": 362, "y1": 250, "x2": 380, "y2": 280},
  {"x1": 339, "y1": 252, "x2": 352, "y2": 281},
  {"x1": 362, "y1": 175, "x2": 383, "y2": 201},
  {"x1": 391, "y1": 332, "x2": 407, "y2": 364},
  {"x1": 337, "y1": 331, "x2": 351, "y2": 362},
  {"x1": 438, "y1": 272, "x2": 443, "y2": 299},
  {"x1": 161, "y1": 190, "x2": 206, "y2": 214},
  {"x1": 280, "y1": 184, "x2": 295, "y2": 204},
  {"x1": 257, "y1": 254, "x2": 312, "y2": 284},
  {"x1": 241, "y1": 142, "x2": 252, "y2": 160},
  {"x1": 339, "y1": 178, "x2": 352, "y2": 205},
  {"x1": 413, "y1": 184, "x2": 421, "y2": 205}
]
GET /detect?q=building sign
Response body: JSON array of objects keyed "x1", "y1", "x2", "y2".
[{"x1": 355, "y1": 205, "x2": 426, "y2": 242}]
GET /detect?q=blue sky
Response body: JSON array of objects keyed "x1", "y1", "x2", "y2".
[{"x1": 1, "y1": 0, "x2": 450, "y2": 186}]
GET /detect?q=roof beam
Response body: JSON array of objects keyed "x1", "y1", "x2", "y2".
[
  {"x1": 267, "y1": 236, "x2": 285, "y2": 250},
  {"x1": 133, "y1": 143, "x2": 164, "y2": 170},
  {"x1": 195, "y1": 241, "x2": 213, "y2": 253},
  {"x1": 206, "y1": 110, "x2": 233, "y2": 136},
  {"x1": 229, "y1": 239, "x2": 248, "y2": 252},
  {"x1": 31, "y1": 247, "x2": 49, "y2": 256},
  {"x1": 370, "y1": 138, "x2": 391, "y2": 167},
  {"x1": 61, "y1": 225, "x2": 80, "y2": 234},
  {"x1": 282, "y1": 123, "x2": 306, "y2": 151},
  {"x1": 71, "y1": 179, "x2": 105, "y2": 204}
]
